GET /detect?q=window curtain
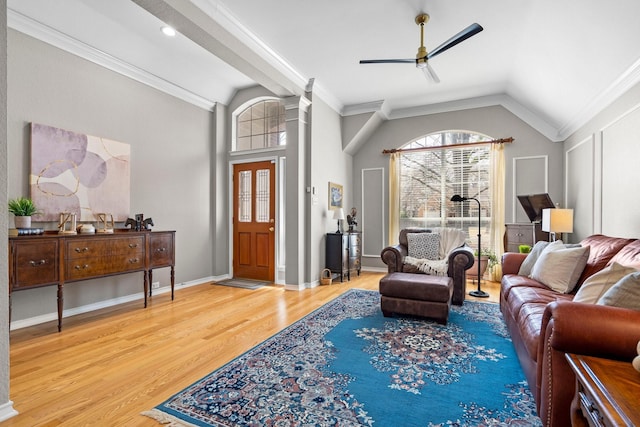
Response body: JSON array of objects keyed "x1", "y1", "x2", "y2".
[
  {"x1": 489, "y1": 143, "x2": 505, "y2": 280},
  {"x1": 388, "y1": 152, "x2": 400, "y2": 246}
]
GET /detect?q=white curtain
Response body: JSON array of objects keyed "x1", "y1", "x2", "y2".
[
  {"x1": 489, "y1": 143, "x2": 505, "y2": 280},
  {"x1": 388, "y1": 153, "x2": 400, "y2": 246}
]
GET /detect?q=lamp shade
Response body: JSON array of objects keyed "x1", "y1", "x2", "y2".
[
  {"x1": 541, "y1": 208, "x2": 574, "y2": 233},
  {"x1": 333, "y1": 208, "x2": 345, "y2": 220}
]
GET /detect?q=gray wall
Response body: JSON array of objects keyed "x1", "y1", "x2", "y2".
[
  {"x1": 564, "y1": 80, "x2": 640, "y2": 241},
  {"x1": 351, "y1": 105, "x2": 564, "y2": 268},
  {"x1": 8, "y1": 30, "x2": 215, "y2": 322}
]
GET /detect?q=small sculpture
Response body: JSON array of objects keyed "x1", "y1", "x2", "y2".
[
  {"x1": 96, "y1": 213, "x2": 114, "y2": 234},
  {"x1": 346, "y1": 207, "x2": 358, "y2": 232},
  {"x1": 58, "y1": 212, "x2": 77, "y2": 235},
  {"x1": 143, "y1": 217, "x2": 154, "y2": 230}
]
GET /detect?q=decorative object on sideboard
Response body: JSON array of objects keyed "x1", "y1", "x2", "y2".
[
  {"x1": 58, "y1": 212, "x2": 77, "y2": 235},
  {"x1": 77, "y1": 223, "x2": 96, "y2": 234},
  {"x1": 8, "y1": 197, "x2": 38, "y2": 229},
  {"x1": 96, "y1": 213, "x2": 114, "y2": 234},
  {"x1": 125, "y1": 213, "x2": 153, "y2": 231},
  {"x1": 333, "y1": 208, "x2": 345, "y2": 234},
  {"x1": 633, "y1": 341, "x2": 640, "y2": 373},
  {"x1": 346, "y1": 207, "x2": 358, "y2": 232},
  {"x1": 450, "y1": 194, "x2": 489, "y2": 298},
  {"x1": 542, "y1": 208, "x2": 573, "y2": 242}
]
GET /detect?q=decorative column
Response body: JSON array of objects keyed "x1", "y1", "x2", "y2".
[{"x1": 283, "y1": 95, "x2": 312, "y2": 288}]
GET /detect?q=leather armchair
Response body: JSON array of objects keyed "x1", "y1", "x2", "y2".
[{"x1": 380, "y1": 228, "x2": 474, "y2": 305}]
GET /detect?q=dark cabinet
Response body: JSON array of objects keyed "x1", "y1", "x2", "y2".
[{"x1": 326, "y1": 232, "x2": 361, "y2": 282}]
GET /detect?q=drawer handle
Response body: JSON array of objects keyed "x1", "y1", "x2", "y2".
[
  {"x1": 29, "y1": 259, "x2": 46, "y2": 266},
  {"x1": 74, "y1": 247, "x2": 89, "y2": 253},
  {"x1": 129, "y1": 243, "x2": 138, "y2": 248},
  {"x1": 74, "y1": 264, "x2": 89, "y2": 270},
  {"x1": 156, "y1": 247, "x2": 166, "y2": 252},
  {"x1": 129, "y1": 258, "x2": 139, "y2": 264},
  {"x1": 587, "y1": 403, "x2": 603, "y2": 422}
]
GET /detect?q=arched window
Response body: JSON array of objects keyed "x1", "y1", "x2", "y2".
[
  {"x1": 235, "y1": 99, "x2": 286, "y2": 151},
  {"x1": 398, "y1": 130, "x2": 492, "y2": 250}
]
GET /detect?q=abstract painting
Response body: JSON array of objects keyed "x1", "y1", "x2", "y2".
[
  {"x1": 328, "y1": 182, "x2": 343, "y2": 210},
  {"x1": 30, "y1": 123, "x2": 130, "y2": 222}
]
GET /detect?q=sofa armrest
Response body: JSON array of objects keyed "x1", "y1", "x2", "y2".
[
  {"x1": 537, "y1": 300, "x2": 640, "y2": 426},
  {"x1": 448, "y1": 246, "x2": 474, "y2": 305},
  {"x1": 380, "y1": 244, "x2": 407, "y2": 273},
  {"x1": 501, "y1": 252, "x2": 527, "y2": 275}
]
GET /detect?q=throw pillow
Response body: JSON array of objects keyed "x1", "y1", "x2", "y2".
[
  {"x1": 597, "y1": 272, "x2": 640, "y2": 310},
  {"x1": 517, "y1": 240, "x2": 552, "y2": 276},
  {"x1": 530, "y1": 243, "x2": 590, "y2": 293},
  {"x1": 407, "y1": 232, "x2": 440, "y2": 260},
  {"x1": 573, "y1": 262, "x2": 638, "y2": 303}
]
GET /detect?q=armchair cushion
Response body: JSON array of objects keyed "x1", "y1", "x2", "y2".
[{"x1": 407, "y1": 232, "x2": 440, "y2": 260}]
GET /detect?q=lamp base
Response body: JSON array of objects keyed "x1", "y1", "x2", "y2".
[{"x1": 468, "y1": 290, "x2": 490, "y2": 298}]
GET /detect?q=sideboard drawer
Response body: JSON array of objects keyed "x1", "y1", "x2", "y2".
[
  {"x1": 66, "y1": 236, "x2": 144, "y2": 260},
  {"x1": 65, "y1": 254, "x2": 144, "y2": 281},
  {"x1": 149, "y1": 232, "x2": 174, "y2": 268},
  {"x1": 12, "y1": 240, "x2": 59, "y2": 289}
]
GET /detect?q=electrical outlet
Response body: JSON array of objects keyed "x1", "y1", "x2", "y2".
[{"x1": 151, "y1": 281, "x2": 160, "y2": 289}]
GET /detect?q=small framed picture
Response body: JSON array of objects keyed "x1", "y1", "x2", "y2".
[{"x1": 328, "y1": 182, "x2": 343, "y2": 210}]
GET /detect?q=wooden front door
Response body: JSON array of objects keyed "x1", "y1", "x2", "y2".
[{"x1": 232, "y1": 161, "x2": 276, "y2": 281}]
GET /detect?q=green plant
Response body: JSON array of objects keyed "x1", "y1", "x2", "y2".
[
  {"x1": 8, "y1": 197, "x2": 38, "y2": 216},
  {"x1": 474, "y1": 247, "x2": 498, "y2": 270},
  {"x1": 519, "y1": 244, "x2": 532, "y2": 254}
]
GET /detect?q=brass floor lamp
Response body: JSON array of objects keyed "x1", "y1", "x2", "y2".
[{"x1": 451, "y1": 194, "x2": 490, "y2": 298}]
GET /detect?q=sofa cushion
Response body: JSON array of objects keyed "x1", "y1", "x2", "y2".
[
  {"x1": 407, "y1": 232, "x2": 440, "y2": 260},
  {"x1": 597, "y1": 272, "x2": 640, "y2": 310},
  {"x1": 574, "y1": 262, "x2": 638, "y2": 303},
  {"x1": 505, "y1": 285, "x2": 570, "y2": 325},
  {"x1": 501, "y1": 274, "x2": 549, "y2": 302},
  {"x1": 577, "y1": 235, "x2": 636, "y2": 285},
  {"x1": 517, "y1": 240, "x2": 551, "y2": 276},
  {"x1": 530, "y1": 243, "x2": 590, "y2": 293}
]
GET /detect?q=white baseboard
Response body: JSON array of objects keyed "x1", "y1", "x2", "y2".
[
  {"x1": 9, "y1": 277, "x2": 216, "y2": 331},
  {"x1": 0, "y1": 400, "x2": 18, "y2": 422}
]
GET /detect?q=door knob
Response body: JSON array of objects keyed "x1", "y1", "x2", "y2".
[{"x1": 269, "y1": 227, "x2": 274, "y2": 232}]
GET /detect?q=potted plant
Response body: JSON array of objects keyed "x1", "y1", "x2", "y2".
[
  {"x1": 8, "y1": 197, "x2": 38, "y2": 229},
  {"x1": 467, "y1": 248, "x2": 499, "y2": 282}
]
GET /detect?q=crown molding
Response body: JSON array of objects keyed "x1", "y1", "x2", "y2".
[
  {"x1": 342, "y1": 100, "x2": 390, "y2": 119},
  {"x1": 8, "y1": 9, "x2": 216, "y2": 111},
  {"x1": 556, "y1": 57, "x2": 640, "y2": 140}
]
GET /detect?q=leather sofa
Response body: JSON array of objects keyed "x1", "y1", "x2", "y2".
[
  {"x1": 381, "y1": 228, "x2": 474, "y2": 305},
  {"x1": 501, "y1": 234, "x2": 640, "y2": 426}
]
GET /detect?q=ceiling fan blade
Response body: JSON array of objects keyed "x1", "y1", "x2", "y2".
[
  {"x1": 359, "y1": 58, "x2": 416, "y2": 64},
  {"x1": 422, "y1": 62, "x2": 440, "y2": 83},
  {"x1": 427, "y1": 23, "x2": 483, "y2": 59}
]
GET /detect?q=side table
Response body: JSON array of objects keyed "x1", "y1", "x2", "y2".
[{"x1": 566, "y1": 353, "x2": 640, "y2": 427}]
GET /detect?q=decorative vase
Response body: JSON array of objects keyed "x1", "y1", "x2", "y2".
[{"x1": 14, "y1": 216, "x2": 32, "y2": 229}]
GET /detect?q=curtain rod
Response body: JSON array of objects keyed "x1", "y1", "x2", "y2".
[{"x1": 382, "y1": 137, "x2": 514, "y2": 155}]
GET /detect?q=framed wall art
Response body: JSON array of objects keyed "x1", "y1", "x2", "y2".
[
  {"x1": 328, "y1": 182, "x2": 343, "y2": 210},
  {"x1": 29, "y1": 123, "x2": 131, "y2": 222}
]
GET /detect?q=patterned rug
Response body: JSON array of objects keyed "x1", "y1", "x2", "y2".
[{"x1": 143, "y1": 289, "x2": 541, "y2": 426}]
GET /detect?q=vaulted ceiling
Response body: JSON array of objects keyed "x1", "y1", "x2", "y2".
[{"x1": 8, "y1": 0, "x2": 640, "y2": 142}]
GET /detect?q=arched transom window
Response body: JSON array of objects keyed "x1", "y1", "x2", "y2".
[{"x1": 235, "y1": 99, "x2": 286, "y2": 151}]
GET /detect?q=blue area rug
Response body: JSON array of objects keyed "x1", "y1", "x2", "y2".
[{"x1": 143, "y1": 289, "x2": 541, "y2": 426}]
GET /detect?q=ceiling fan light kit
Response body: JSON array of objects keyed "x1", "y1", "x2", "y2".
[{"x1": 360, "y1": 13, "x2": 483, "y2": 83}]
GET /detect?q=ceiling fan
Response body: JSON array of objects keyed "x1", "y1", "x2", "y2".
[{"x1": 359, "y1": 14, "x2": 483, "y2": 83}]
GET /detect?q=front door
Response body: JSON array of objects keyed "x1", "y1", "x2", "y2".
[{"x1": 232, "y1": 160, "x2": 276, "y2": 281}]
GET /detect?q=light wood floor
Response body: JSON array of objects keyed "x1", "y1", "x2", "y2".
[{"x1": 6, "y1": 273, "x2": 500, "y2": 426}]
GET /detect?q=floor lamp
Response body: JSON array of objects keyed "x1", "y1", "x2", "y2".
[{"x1": 451, "y1": 194, "x2": 490, "y2": 298}]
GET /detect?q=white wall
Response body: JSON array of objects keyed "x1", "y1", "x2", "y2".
[
  {"x1": 351, "y1": 105, "x2": 563, "y2": 268},
  {"x1": 8, "y1": 30, "x2": 215, "y2": 323},
  {"x1": 564, "y1": 81, "x2": 640, "y2": 240}
]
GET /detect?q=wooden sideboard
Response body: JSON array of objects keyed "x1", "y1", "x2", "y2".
[{"x1": 9, "y1": 230, "x2": 175, "y2": 331}]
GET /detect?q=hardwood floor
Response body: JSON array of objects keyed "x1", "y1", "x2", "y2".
[{"x1": 6, "y1": 273, "x2": 500, "y2": 426}]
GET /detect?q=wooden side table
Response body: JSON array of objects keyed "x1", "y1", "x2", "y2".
[{"x1": 566, "y1": 353, "x2": 640, "y2": 427}]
